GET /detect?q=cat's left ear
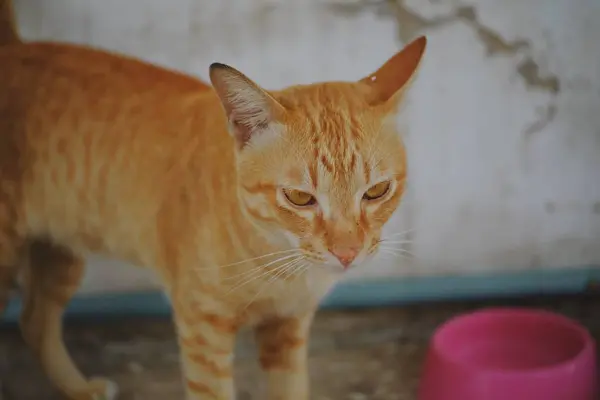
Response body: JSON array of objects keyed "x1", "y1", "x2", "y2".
[
  {"x1": 209, "y1": 63, "x2": 286, "y2": 149},
  {"x1": 360, "y1": 36, "x2": 427, "y2": 107}
]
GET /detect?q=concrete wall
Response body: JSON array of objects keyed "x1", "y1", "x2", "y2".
[{"x1": 11, "y1": 0, "x2": 600, "y2": 294}]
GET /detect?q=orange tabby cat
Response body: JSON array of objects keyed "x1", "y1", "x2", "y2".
[{"x1": 0, "y1": 1, "x2": 427, "y2": 399}]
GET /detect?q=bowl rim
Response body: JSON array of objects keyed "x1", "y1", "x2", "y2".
[{"x1": 430, "y1": 307, "x2": 596, "y2": 376}]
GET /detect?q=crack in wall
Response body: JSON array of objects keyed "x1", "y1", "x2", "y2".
[
  {"x1": 455, "y1": 7, "x2": 529, "y2": 56},
  {"x1": 317, "y1": 1, "x2": 561, "y2": 95},
  {"x1": 324, "y1": 0, "x2": 387, "y2": 17},
  {"x1": 381, "y1": 0, "x2": 562, "y2": 95},
  {"x1": 523, "y1": 104, "x2": 557, "y2": 137},
  {"x1": 516, "y1": 58, "x2": 561, "y2": 94},
  {"x1": 456, "y1": 6, "x2": 560, "y2": 94},
  {"x1": 323, "y1": 0, "x2": 563, "y2": 141},
  {"x1": 386, "y1": 0, "x2": 453, "y2": 42}
]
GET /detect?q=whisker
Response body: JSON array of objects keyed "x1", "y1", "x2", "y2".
[
  {"x1": 379, "y1": 239, "x2": 413, "y2": 245},
  {"x1": 225, "y1": 255, "x2": 304, "y2": 294},
  {"x1": 378, "y1": 248, "x2": 408, "y2": 261},
  {"x1": 268, "y1": 258, "x2": 305, "y2": 285},
  {"x1": 289, "y1": 261, "x2": 309, "y2": 281},
  {"x1": 385, "y1": 228, "x2": 416, "y2": 238},
  {"x1": 377, "y1": 252, "x2": 395, "y2": 261},
  {"x1": 379, "y1": 243, "x2": 414, "y2": 252},
  {"x1": 381, "y1": 249, "x2": 415, "y2": 260},
  {"x1": 223, "y1": 253, "x2": 301, "y2": 282},
  {"x1": 195, "y1": 248, "x2": 301, "y2": 270},
  {"x1": 388, "y1": 247, "x2": 416, "y2": 258},
  {"x1": 240, "y1": 257, "x2": 306, "y2": 311},
  {"x1": 378, "y1": 248, "x2": 397, "y2": 255},
  {"x1": 378, "y1": 246, "x2": 416, "y2": 259}
]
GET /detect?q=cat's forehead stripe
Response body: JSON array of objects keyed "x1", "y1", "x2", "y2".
[
  {"x1": 303, "y1": 109, "x2": 368, "y2": 179},
  {"x1": 362, "y1": 156, "x2": 371, "y2": 183}
]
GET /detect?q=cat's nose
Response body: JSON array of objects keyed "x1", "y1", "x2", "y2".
[{"x1": 330, "y1": 247, "x2": 359, "y2": 268}]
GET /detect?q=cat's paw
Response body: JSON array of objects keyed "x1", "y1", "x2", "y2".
[{"x1": 85, "y1": 378, "x2": 119, "y2": 400}]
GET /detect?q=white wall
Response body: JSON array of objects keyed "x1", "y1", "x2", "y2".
[{"x1": 12, "y1": 0, "x2": 600, "y2": 294}]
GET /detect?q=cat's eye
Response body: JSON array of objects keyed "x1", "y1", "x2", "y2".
[
  {"x1": 283, "y1": 189, "x2": 317, "y2": 207},
  {"x1": 363, "y1": 181, "x2": 391, "y2": 201}
]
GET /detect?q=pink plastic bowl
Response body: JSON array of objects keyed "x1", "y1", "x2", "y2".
[{"x1": 418, "y1": 308, "x2": 597, "y2": 400}]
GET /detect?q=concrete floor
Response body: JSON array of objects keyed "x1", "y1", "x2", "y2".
[{"x1": 1, "y1": 294, "x2": 599, "y2": 399}]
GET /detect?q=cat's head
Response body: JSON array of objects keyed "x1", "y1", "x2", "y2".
[{"x1": 210, "y1": 37, "x2": 426, "y2": 273}]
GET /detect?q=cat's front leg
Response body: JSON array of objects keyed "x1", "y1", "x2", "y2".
[
  {"x1": 254, "y1": 313, "x2": 314, "y2": 400},
  {"x1": 174, "y1": 300, "x2": 238, "y2": 400}
]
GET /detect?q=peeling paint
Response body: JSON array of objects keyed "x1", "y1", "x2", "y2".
[
  {"x1": 456, "y1": 8, "x2": 561, "y2": 95},
  {"x1": 324, "y1": 0, "x2": 386, "y2": 17},
  {"x1": 454, "y1": 6, "x2": 560, "y2": 94},
  {"x1": 517, "y1": 58, "x2": 561, "y2": 94},
  {"x1": 387, "y1": 1, "x2": 531, "y2": 54},
  {"x1": 523, "y1": 104, "x2": 557, "y2": 136},
  {"x1": 455, "y1": 7, "x2": 529, "y2": 56},
  {"x1": 389, "y1": 0, "x2": 453, "y2": 43},
  {"x1": 380, "y1": 1, "x2": 563, "y2": 95}
]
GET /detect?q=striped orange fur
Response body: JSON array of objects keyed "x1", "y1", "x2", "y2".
[{"x1": 0, "y1": 1, "x2": 427, "y2": 398}]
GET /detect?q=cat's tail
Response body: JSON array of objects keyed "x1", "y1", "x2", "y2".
[{"x1": 0, "y1": 0, "x2": 20, "y2": 45}]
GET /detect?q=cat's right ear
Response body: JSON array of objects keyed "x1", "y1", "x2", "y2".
[
  {"x1": 209, "y1": 63, "x2": 286, "y2": 149},
  {"x1": 359, "y1": 36, "x2": 427, "y2": 107}
]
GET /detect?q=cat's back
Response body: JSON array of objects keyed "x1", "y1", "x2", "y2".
[
  {"x1": 0, "y1": 41, "x2": 217, "y2": 184},
  {"x1": 0, "y1": 41, "x2": 210, "y2": 96},
  {"x1": 0, "y1": 41, "x2": 215, "y2": 152},
  {"x1": 0, "y1": 42, "x2": 226, "y2": 262}
]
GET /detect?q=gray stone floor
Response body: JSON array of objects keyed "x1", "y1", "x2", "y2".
[{"x1": 1, "y1": 294, "x2": 599, "y2": 399}]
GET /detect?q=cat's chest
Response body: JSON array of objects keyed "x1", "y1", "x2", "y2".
[
  {"x1": 240, "y1": 287, "x2": 313, "y2": 326},
  {"x1": 240, "y1": 271, "x2": 338, "y2": 325}
]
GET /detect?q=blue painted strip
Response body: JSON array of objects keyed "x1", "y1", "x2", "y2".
[{"x1": 2, "y1": 266, "x2": 598, "y2": 324}]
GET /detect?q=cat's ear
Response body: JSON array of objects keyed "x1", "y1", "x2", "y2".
[
  {"x1": 209, "y1": 63, "x2": 286, "y2": 149},
  {"x1": 360, "y1": 36, "x2": 427, "y2": 106}
]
